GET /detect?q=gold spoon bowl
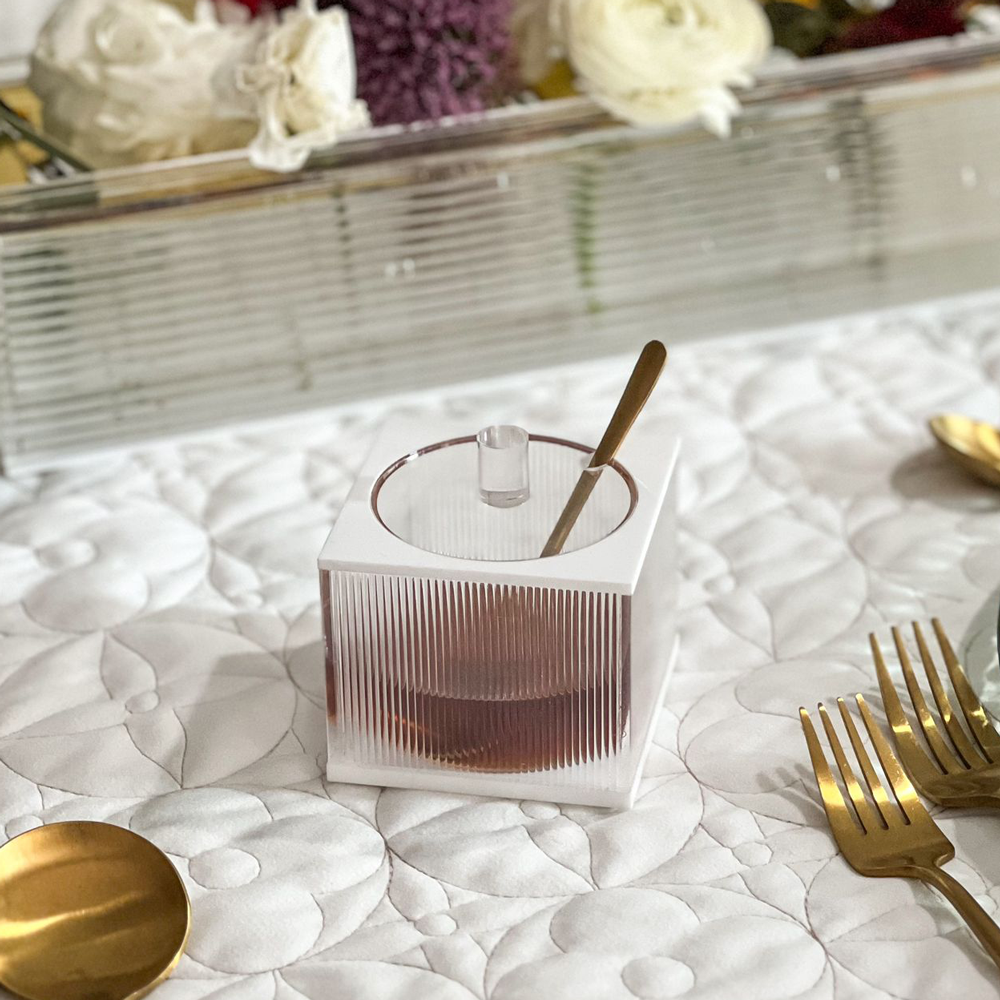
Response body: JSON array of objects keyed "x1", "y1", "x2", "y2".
[
  {"x1": 929, "y1": 413, "x2": 1000, "y2": 488},
  {"x1": 0, "y1": 821, "x2": 190, "y2": 1000}
]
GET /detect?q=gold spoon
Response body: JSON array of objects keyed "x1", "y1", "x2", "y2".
[
  {"x1": 0, "y1": 821, "x2": 190, "y2": 1000},
  {"x1": 929, "y1": 414, "x2": 1000, "y2": 488},
  {"x1": 541, "y1": 340, "x2": 668, "y2": 557}
]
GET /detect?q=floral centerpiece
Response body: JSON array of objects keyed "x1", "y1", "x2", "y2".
[{"x1": 22, "y1": 0, "x2": 1000, "y2": 173}]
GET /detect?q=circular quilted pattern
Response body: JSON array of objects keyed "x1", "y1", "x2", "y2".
[
  {"x1": 4, "y1": 816, "x2": 42, "y2": 840},
  {"x1": 2, "y1": 300, "x2": 1000, "y2": 998},
  {"x1": 189, "y1": 847, "x2": 261, "y2": 889},
  {"x1": 520, "y1": 801, "x2": 560, "y2": 820},
  {"x1": 125, "y1": 691, "x2": 160, "y2": 714},
  {"x1": 37, "y1": 539, "x2": 95, "y2": 570},
  {"x1": 622, "y1": 957, "x2": 695, "y2": 999},
  {"x1": 416, "y1": 913, "x2": 457, "y2": 936}
]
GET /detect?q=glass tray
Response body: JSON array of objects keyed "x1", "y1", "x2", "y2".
[{"x1": 3, "y1": 35, "x2": 1000, "y2": 472}]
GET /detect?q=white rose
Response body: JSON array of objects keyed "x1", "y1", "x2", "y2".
[
  {"x1": 91, "y1": 5, "x2": 171, "y2": 64},
  {"x1": 557, "y1": 0, "x2": 772, "y2": 137},
  {"x1": 30, "y1": 0, "x2": 257, "y2": 167},
  {"x1": 967, "y1": 3, "x2": 1000, "y2": 33},
  {"x1": 237, "y1": 0, "x2": 370, "y2": 172}
]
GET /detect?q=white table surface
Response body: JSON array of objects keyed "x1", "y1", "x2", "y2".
[{"x1": 3, "y1": 294, "x2": 1000, "y2": 999}]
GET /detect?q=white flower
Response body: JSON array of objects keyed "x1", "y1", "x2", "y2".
[
  {"x1": 30, "y1": 0, "x2": 258, "y2": 167},
  {"x1": 30, "y1": 0, "x2": 369, "y2": 173},
  {"x1": 967, "y1": 4, "x2": 1000, "y2": 33},
  {"x1": 237, "y1": 0, "x2": 370, "y2": 172},
  {"x1": 91, "y1": 4, "x2": 171, "y2": 64},
  {"x1": 557, "y1": 0, "x2": 772, "y2": 137}
]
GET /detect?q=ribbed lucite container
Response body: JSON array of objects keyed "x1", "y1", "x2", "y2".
[
  {"x1": 4, "y1": 35, "x2": 1000, "y2": 472},
  {"x1": 319, "y1": 418, "x2": 679, "y2": 808}
]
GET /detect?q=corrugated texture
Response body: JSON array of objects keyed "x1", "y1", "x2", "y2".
[
  {"x1": 4, "y1": 39, "x2": 1000, "y2": 471},
  {"x1": 325, "y1": 571, "x2": 631, "y2": 791}
]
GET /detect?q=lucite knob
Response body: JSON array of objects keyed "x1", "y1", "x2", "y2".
[{"x1": 477, "y1": 425, "x2": 529, "y2": 508}]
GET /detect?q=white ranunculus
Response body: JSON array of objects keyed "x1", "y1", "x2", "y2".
[
  {"x1": 30, "y1": 0, "x2": 258, "y2": 167},
  {"x1": 557, "y1": 0, "x2": 772, "y2": 137},
  {"x1": 236, "y1": 0, "x2": 370, "y2": 172},
  {"x1": 30, "y1": 0, "x2": 369, "y2": 172},
  {"x1": 968, "y1": 4, "x2": 1000, "y2": 33}
]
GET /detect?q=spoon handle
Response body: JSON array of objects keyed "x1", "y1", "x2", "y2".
[{"x1": 540, "y1": 341, "x2": 667, "y2": 558}]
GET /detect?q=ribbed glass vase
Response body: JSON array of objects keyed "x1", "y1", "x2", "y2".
[{"x1": 3, "y1": 35, "x2": 1000, "y2": 471}]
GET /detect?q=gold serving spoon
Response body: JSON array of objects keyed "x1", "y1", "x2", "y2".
[
  {"x1": 541, "y1": 340, "x2": 668, "y2": 557},
  {"x1": 929, "y1": 414, "x2": 1000, "y2": 488},
  {"x1": 0, "y1": 821, "x2": 190, "y2": 1000}
]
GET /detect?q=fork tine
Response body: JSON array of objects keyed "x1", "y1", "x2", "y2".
[
  {"x1": 857, "y1": 694, "x2": 929, "y2": 825},
  {"x1": 932, "y1": 618, "x2": 1000, "y2": 762},
  {"x1": 913, "y1": 622, "x2": 985, "y2": 768},
  {"x1": 892, "y1": 626, "x2": 963, "y2": 774},
  {"x1": 799, "y1": 708, "x2": 864, "y2": 843},
  {"x1": 818, "y1": 703, "x2": 882, "y2": 832},
  {"x1": 837, "y1": 697, "x2": 902, "y2": 828},
  {"x1": 869, "y1": 633, "x2": 943, "y2": 791}
]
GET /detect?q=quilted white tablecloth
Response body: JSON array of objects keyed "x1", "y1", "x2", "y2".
[{"x1": 3, "y1": 294, "x2": 1000, "y2": 1000}]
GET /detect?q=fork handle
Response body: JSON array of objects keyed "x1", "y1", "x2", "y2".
[{"x1": 919, "y1": 866, "x2": 1000, "y2": 968}]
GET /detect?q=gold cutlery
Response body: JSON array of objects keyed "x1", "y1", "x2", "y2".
[
  {"x1": 870, "y1": 619, "x2": 1000, "y2": 808},
  {"x1": 800, "y1": 696, "x2": 1000, "y2": 968},
  {"x1": 0, "y1": 821, "x2": 190, "y2": 1000},
  {"x1": 540, "y1": 340, "x2": 667, "y2": 557},
  {"x1": 929, "y1": 414, "x2": 1000, "y2": 488}
]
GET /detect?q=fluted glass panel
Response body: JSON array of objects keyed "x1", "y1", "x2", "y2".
[
  {"x1": 326, "y1": 570, "x2": 630, "y2": 790},
  {"x1": 3, "y1": 38, "x2": 1000, "y2": 471}
]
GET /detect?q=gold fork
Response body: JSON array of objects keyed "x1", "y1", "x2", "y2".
[
  {"x1": 871, "y1": 619, "x2": 1000, "y2": 808},
  {"x1": 800, "y1": 696, "x2": 1000, "y2": 967}
]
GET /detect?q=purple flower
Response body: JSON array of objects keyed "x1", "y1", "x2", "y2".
[{"x1": 342, "y1": 0, "x2": 515, "y2": 126}]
